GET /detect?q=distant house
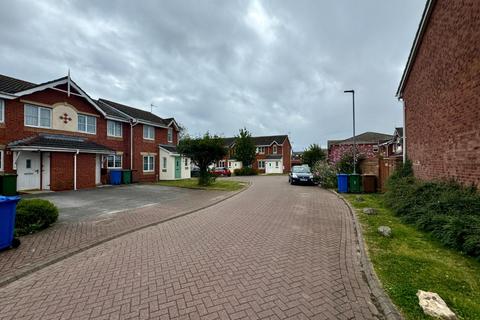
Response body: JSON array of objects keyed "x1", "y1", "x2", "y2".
[
  {"x1": 291, "y1": 151, "x2": 303, "y2": 167},
  {"x1": 396, "y1": 0, "x2": 480, "y2": 187},
  {"x1": 379, "y1": 128, "x2": 403, "y2": 159},
  {"x1": 327, "y1": 132, "x2": 393, "y2": 164},
  {"x1": 218, "y1": 135, "x2": 291, "y2": 174}
]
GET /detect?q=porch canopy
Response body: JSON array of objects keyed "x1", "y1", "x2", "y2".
[{"x1": 8, "y1": 133, "x2": 114, "y2": 154}]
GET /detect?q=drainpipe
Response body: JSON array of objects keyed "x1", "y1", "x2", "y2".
[
  {"x1": 74, "y1": 149, "x2": 79, "y2": 190},
  {"x1": 130, "y1": 120, "x2": 139, "y2": 170},
  {"x1": 401, "y1": 98, "x2": 407, "y2": 164}
]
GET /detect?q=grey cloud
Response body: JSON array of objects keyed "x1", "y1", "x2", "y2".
[{"x1": 0, "y1": 0, "x2": 425, "y2": 150}]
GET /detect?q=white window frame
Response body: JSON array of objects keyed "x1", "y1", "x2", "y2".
[
  {"x1": 78, "y1": 114, "x2": 97, "y2": 134},
  {"x1": 143, "y1": 155, "x2": 155, "y2": 172},
  {"x1": 24, "y1": 104, "x2": 52, "y2": 128},
  {"x1": 0, "y1": 150, "x2": 4, "y2": 171},
  {"x1": 107, "y1": 155, "x2": 122, "y2": 169},
  {"x1": 258, "y1": 160, "x2": 265, "y2": 169},
  {"x1": 275, "y1": 161, "x2": 279, "y2": 168},
  {"x1": 167, "y1": 127, "x2": 173, "y2": 143},
  {"x1": 107, "y1": 120, "x2": 123, "y2": 137},
  {"x1": 218, "y1": 160, "x2": 225, "y2": 167},
  {"x1": 257, "y1": 146, "x2": 265, "y2": 154},
  {"x1": 272, "y1": 145, "x2": 277, "y2": 154},
  {"x1": 0, "y1": 99, "x2": 4, "y2": 123},
  {"x1": 143, "y1": 125, "x2": 155, "y2": 140},
  {"x1": 162, "y1": 157, "x2": 167, "y2": 170}
]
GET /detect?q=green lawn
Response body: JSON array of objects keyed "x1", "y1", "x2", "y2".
[
  {"x1": 345, "y1": 194, "x2": 480, "y2": 320},
  {"x1": 156, "y1": 178, "x2": 247, "y2": 191}
]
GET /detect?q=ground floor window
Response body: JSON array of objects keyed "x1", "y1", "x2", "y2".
[
  {"x1": 143, "y1": 155, "x2": 154, "y2": 172},
  {"x1": 219, "y1": 160, "x2": 225, "y2": 167},
  {"x1": 162, "y1": 157, "x2": 167, "y2": 170},
  {"x1": 275, "y1": 161, "x2": 279, "y2": 168},
  {"x1": 107, "y1": 155, "x2": 122, "y2": 168},
  {"x1": 258, "y1": 160, "x2": 265, "y2": 169},
  {"x1": 0, "y1": 150, "x2": 3, "y2": 171}
]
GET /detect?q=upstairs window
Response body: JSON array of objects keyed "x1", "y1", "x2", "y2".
[
  {"x1": 78, "y1": 114, "x2": 96, "y2": 134},
  {"x1": 256, "y1": 146, "x2": 265, "y2": 154},
  {"x1": 107, "y1": 120, "x2": 122, "y2": 137},
  {"x1": 24, "y1": 104, "x2": 51, "y2": 128},
  {"x1": 143, "y1": 125, "x2": 155, "y2": 140},
  {"x1": 0, "y1": 99, "x2": 4, "y2": 123},
  {"x1": 272, "y1": 145, "x2": 277, "y2": 154},
  {"x1": 167, "y1": 127, "x2": 173, "y2": 143}
]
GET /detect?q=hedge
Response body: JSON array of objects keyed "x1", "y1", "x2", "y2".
[
  {"x1": 384, "y1": 161, "x2": 480, "y2": 259},
  {"x1": 15, "y1": 199, "x2": 59, "y2": 236},
  {"x1": 234, "y1": 167, "x2": 258, "y2": 176}
]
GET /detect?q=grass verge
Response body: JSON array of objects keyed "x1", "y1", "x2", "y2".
[
  {"x1": 345, "y1": 194, "x2": 480, "y2": 320},
  {"x1": 156, "y1": 178, "x2": 247, "y2": 191}
]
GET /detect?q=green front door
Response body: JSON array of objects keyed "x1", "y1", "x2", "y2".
[{"x1": 175, "y1": 156, "x2": 181, "y2": 179}]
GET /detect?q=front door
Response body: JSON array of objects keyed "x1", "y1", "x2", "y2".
[
  {"x1": 17, "y1": 152, "x2": 41, "y2": 191},
  {"x1": 175, "y1": 156, "x2": 181, "y2": 179},
  {"x1": 41, "y1": 152, "x2": 50, "y2": 190}
]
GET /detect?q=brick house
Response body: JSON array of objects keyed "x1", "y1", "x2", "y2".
[
  {"x1": 218, "y1": 135, "x2": 291, "y2": 174},
  {"x1": 327, "y1": 132, "x2": 393, "y2": 164},
  {"x1": 396, "y1": 0, "x2": 480, "y2": 187},
  {"x1": 0, "y1": 73, "x2": 189, "y2": 192},
  {"x1": 378, "y1": 128, "x2": 403, "y2": 159}
]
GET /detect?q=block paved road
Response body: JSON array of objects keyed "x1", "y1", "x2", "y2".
[{"x1": 0, "y1": 176, "x2": 380, "y2": 319}]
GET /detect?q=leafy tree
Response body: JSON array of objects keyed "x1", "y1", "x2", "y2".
[
  {"x1": 302, "y1": 144, "x2": 326, "y2": 167},
  {"x1": 234, "y1": 128, "x2": 256, "y2": 167},
  {"x1": 336, "y1": 151, "x2": 364, "y2": 174},
  {"x1": 177, "y1": 133, "x2": 227, "y2": 185}
]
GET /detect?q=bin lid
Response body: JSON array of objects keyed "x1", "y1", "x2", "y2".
[
  {"x1": 0, "y1": 195, "x2": 20, "y2": 202},
  {"x1": 337, "y1": 173, "x2": 348, "y2": 176}
]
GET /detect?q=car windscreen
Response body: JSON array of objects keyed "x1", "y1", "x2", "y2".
[{"x1": 292, "y1": 167, "x2": 311, "y2": 173}]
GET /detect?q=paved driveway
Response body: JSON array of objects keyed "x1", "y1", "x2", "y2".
[
  {"x1": 0, "y1": 176, "x2": 381, "y2": 319},
  {"x1": 25, "y1": 184, "x2": 206, "y2": 222}
]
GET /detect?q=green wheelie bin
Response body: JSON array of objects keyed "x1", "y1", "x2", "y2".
[
  {"x1": 348, "y1": 174, "x2": 362, "y2": 193},
  {"x1": 0, "y1": 174, "x2": 18, "y2": 196},
  {"x1": 122, "y1": 170, "x2": 132, "y2": 184}
]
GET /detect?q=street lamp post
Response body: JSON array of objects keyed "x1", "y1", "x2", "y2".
[{"x1": 344, "y1": 90, "x2": 356, "y2": 174}]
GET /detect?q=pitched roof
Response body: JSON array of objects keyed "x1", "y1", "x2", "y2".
[
  {"x1": 0, "y1": 74, "x2": 37, "y2": 94},
  {"x1": 8, "y1": 133, "x2": 114, "y2": 153},
  {"x1": 159, "y1": 144, "x2": 178, "y2": 153},
  {"x1": 98, "y1": 98, "x2": 171, "y2": 127},
  {"x1": 328, "y1": 132, "x2": 393, "y2": 147},
  {"x1": 224, "y1": 135, "x2": 288, "y2": 147},
  {"x1": 265, "y1": 154, "x2": 283, "y2": 160},
  {"x1": 396, "y1": 0, "x2": 436, "y2": 97}
]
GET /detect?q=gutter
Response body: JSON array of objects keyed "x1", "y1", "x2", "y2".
[{"x1": 396, "y1": 0, "x2": 436, "y2": 98}]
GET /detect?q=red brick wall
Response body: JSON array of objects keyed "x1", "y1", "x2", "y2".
[
  {"x1": 403, "y1": 0, "x2": 480, "y2": 187},
  {"x1": 50, "y1": 152, "x2": 74, "y2": 191}
]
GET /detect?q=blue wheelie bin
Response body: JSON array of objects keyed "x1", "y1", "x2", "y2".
[
  {"x1": 0, "y1": 196, "x2": 21, "y2": 250},
  {"x1": 337, "y1": 174, "x2": 349, "y2": 193},
  {"x1": 109, "y1": 170, "x2": 122, "y2": 185}
]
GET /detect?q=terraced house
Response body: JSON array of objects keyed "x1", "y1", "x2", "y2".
[
  {"x1": 219, "y1": 135, "x2": 291, "y2": 174},
  {"x1": 0, "y1": 73, "x2": 189, "y2": 192}
]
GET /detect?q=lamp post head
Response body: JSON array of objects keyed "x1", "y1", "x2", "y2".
[{"x1": 344, "y1": 90, "x2": 354, "y2": 94}]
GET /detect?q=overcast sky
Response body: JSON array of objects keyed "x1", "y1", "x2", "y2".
[{"x1": 0, "y1": 0, "x2": 425, "y2": 150}]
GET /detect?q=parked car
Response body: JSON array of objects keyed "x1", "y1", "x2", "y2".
[
  {"x1": 289, "y1": 165, "x2": 314, "y2": 185},
  {"x1": 191, "y1": 165, "x2": 200, "y2": 177},
  {"x1": 212, "y1": 167, "x2": 231, "y2": 177}
]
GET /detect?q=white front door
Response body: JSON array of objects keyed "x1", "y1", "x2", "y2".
[
  {"x1": 95, "y1": 154, "x2": 101, "y2": 185},
  {"x1": 42, "y1": 152, "x2": 50, "y2": 190},
  {"x1": 17, "y1": 152, "x2": 41, "y2": 191}
]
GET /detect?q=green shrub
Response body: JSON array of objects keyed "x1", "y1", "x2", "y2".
[
  {"x1": 15, "y1": 199, "x2": 59, "y2": 236},
  {"x1": 234, "y1": 167, "x2": 258, "y2": 176},
  {"x1": 335, "y1": 151, "x2": 364, "y2": 174},
  {"x1": 312, "y1": 161, "x2": 337, "y2": 188},
  {"x1": 384, "y1": 166, "x2": 480, "y2": 259}
]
